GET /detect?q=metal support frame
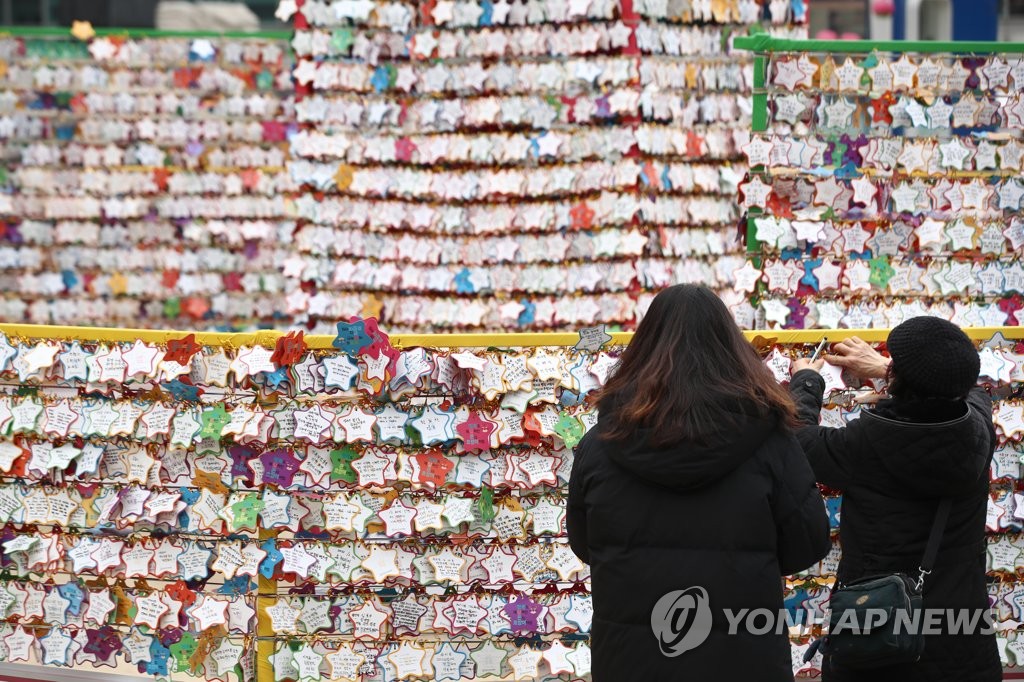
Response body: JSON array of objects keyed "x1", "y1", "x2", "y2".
[
  {"x1": 734, "y1": 33, "x2": 1024, "y2": 52},
  {"x1": 1, "y1": 323, "x2": 1023, "y2": 349}
]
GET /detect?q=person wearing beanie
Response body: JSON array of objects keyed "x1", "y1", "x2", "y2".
[{"x1": 789, "y1": 318, "x2": 998, "y2": 682}]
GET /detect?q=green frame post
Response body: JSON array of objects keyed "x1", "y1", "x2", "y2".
[
  {"x1": 752, "y1": 53, "x2": 768, "y2": 133},
  {"x1": 734, "y1": 34, "x2": 1024, "y2": 55}
]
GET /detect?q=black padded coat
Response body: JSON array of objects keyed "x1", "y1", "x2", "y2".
[
  {"x1": 790, "y1": 369, "x2": 1000, "y2": 682},
  {"x1": 567, "y1": 408, "x2": 830, "y2": 681}
]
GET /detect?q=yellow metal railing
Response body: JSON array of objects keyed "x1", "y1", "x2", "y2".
[{"x1": 1, "y1": 323, "x2": 1022, "y2": 348}]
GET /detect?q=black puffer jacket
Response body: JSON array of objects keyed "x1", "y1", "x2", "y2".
[
  {"x1": 790, "y1": 369, "x2": 1000, "y2": 682},
  {"x1": 567, "y1": 408, "x2": 830, "y2": 681}
]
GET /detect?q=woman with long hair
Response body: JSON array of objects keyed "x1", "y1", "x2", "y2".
[{"x1": 567, "y1": 284, "x2": 829, "y2": 681}]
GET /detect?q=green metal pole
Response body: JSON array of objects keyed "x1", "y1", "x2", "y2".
[
  {"x1": 734, "y1": 34, "x2": 1024, "y2": 54},
  {"x1": 752, "y1": 53, "x2": 768, "y2": 133}
]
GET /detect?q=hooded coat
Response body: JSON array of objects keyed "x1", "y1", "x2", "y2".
[
  {"x1": 567, "y1": 407, "x2": 830, "y2": 681},
  {"x1": 789, "y1": 369, "x2": 1000, "y2": 682}
]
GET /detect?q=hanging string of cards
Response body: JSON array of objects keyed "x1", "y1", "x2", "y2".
[
  {"x1": 282, "y1": 0, "x2": 808, "y2": 333},
  {"x1": 0, "y1": 32, "x2": 296, "y2": 330},
  {"x1": 0, "y1": 320, "x2": 614, "y2": 680},
  {"x1": 738, "y1": 46, "x2": 1024, "y2": 329}
]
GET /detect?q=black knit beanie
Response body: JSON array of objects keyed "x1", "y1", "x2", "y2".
[{"x1": 886, "y1": 317, "x2": 979, "y2": 399}]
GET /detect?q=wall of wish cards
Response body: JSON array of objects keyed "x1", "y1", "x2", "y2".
[
  {"x1": 0, "y1": 10, "x2": 818, "y2": 335},
  {"x1": 733, "y1": 36, "x2": 1024, "y2": 330},
  {"x1": 9, "y1": 320, "x2": 1024, "y2": 679},
  {"x1": 282, "y1": 0, "x2": 808, "y2": 333},
  {"x1": 0, "y1": 31, "x2": 297, "y2": 330},
  {"x1": 0, "y1": 321, "x2": 617, "y2": 682}
]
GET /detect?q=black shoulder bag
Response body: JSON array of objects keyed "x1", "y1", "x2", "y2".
[{"x1": 804, "y1": 498, "x2": 952, "y2": 669}]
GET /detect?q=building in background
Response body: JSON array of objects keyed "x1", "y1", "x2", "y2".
[
  {"x1": 809, "y1": 0, "x2": 870, "y2": 38},
  {"x1": 1001, "y1": 0, "x2": 1024, "y2": 39},
  {"x1": 799, "y1": 0, "x2": 1002, "y2": 41},
  {"x1": 889, "y1": 0, "x2": 997, "y2": 39},
  {"x1": 1, "y1": 0, "x2": 285, "y2": 30},
  {"x1": 3, "y1": 0, "x2": 1011, "y2": 42}
]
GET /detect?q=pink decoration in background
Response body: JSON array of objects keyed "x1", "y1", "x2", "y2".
[{"x1": 873, "y1": 0, "x2": 895, "y2": 15}]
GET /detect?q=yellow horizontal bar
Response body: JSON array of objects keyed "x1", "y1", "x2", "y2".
[
  {"x1": 0, "y1": 323, "x2": 291, "y2": 348},
  {"x1": 0, "y1": 323, "x2": 1022, "y2": 349},
  {"x1": 389, "y1": 332, "x2": 634, "y2": 348},
  {"x1": 0, "y1": 324, "x2": 632, "y2": 349},
  {"x1": 747, "y1": 327, "x2": 1024, "y2": 343}
]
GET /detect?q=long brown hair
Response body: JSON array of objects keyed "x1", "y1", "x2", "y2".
[{"x1": 597, "y1": 285, "x2": 797, "y2": 447}]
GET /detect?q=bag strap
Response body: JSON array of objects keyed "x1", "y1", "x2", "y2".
[{"x1": 916, "y1": 498, "x2": 953, "y2": 590}]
